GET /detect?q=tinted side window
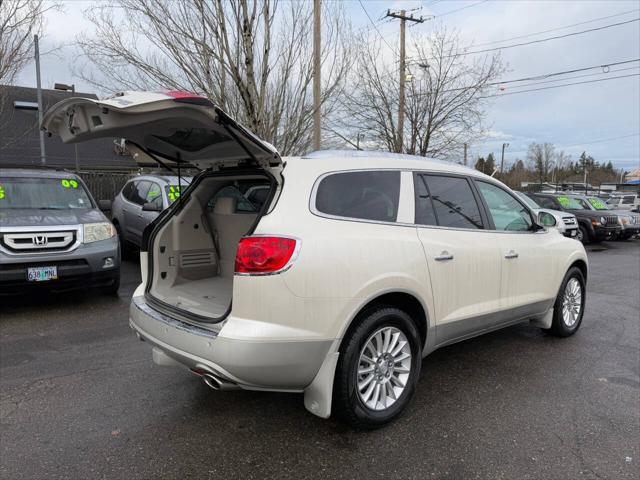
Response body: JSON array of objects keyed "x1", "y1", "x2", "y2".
[
  {"x1": 315, "y1": 171, "x2": 400, "y2": 222},
  {"x1": 533, "y1": 196, "x2": 557, "y2": 210},
  {"x1": 146, "y1": 183, "x2": 163, "y2": 208},
  {"x1": 413, "y1": 174, "x2": 437, "y2": 225},
  {"x1": 476, "y1": 181, "x2": 533, "y2": 231},
  {"x1": 130, "y1": 181, "x2": 151, "y2": 206},
  {"x1": 121, "y1": 181, "x2": 135, "y2": 201},
  {"x1": 420, "y1": 175, "x2": 483, "y2": 229}
]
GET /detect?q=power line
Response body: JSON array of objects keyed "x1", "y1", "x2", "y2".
[
  {"x1": 559, "y1": 133, "x2": 640, "y2": 150},
  {"x1": 483, "y1": 134, "x2": 640, "y2": 156},
  {"x1": 480, "y1": 73, "x2": 640, "y2": 98},
  {"x1": 411, "y1": 58, "x2": 640, "y2": 95},
  {"x1": 448, "y1": 18, "x2": 640, "y2": 58},
  {"x1": 471, "y1": 8, "x2": 640, "y2": 48},
  {"x1": 498, "y1": 66, "x2": 638, "y2": 91},
  {"x1": 358, "y1": 0, "x2": 396, "y2": 55},
  {"x1": 437, "y1": 0, "x2": 489, "y2": 18}
]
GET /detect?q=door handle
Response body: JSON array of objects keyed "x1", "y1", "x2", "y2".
[
  {"x1": 434, "y1": 251, "x2": 454, "y2": 261},
  {"x1": 505, "y1": 250, "x2": 519, "y2": 259}
]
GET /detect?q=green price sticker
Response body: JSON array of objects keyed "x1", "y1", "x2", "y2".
[
  {"x1": 61, "y1": 179, "x2": 79, "y2": 189},
  {"x1": 557, "y1": 196, "x2": 570, "y2": 208},
  {"x1": 0, "y1": 185, "x2": 4, "y2": 200},
  {"x1": 168, "y1": 185, "x2": 181, "y2": 202},
  {"x1": 588, "y1": 198, "x2": 606, "y2": 210}
]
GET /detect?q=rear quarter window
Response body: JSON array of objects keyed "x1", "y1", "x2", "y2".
[{"x1": 315, "y1": 171, "x2": 400, "y2": 222}]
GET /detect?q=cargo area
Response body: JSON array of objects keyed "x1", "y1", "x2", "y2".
[{"x1": 146, "y1": 172, "x2": 273, "y2": 320}]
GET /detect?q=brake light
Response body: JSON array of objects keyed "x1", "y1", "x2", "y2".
[
  {"x1": 235, "y1": 236, "x2": 298, "y2": 275},
  {"x1": 162, "y1": 90, "x2": 214, "y2": 107}
]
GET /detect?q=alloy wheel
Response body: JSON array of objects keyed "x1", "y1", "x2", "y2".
[
  {"x1": 356, "y1": 326, "x2": 412, "y2": 411},
  {"x1": 562, "y1": 278, "x2": 582, "y2": 327}
]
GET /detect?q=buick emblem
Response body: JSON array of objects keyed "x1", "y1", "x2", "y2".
[{"x1": 33, "y1": 235, "x2": 47, "y2": 246}]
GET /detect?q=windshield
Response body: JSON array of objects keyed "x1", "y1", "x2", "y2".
[
  {"x1": 555, "y1": 195, "x2": 585, "y2": 210},
  {"x1": 514, "y1": 192, "x2": 540, "y2": 210},
  {"x1": 0, "y1": 177, "x2": 93, "y2": 210},
  {"x1": 587, "y1": 197, "x2": 610, "y2": 210}
]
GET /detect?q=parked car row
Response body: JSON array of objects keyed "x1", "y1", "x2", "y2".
[{"x1": 520, "y1": 191, "x2": 640, "y2": 244}]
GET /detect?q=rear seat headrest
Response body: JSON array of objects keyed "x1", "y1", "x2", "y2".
[{"x1": 213, "y1": 197, "x2": 237, "y2": 215}]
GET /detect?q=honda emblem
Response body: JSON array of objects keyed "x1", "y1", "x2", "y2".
[{"x1": 33, "y1": 235, "x2": 47, "y2": 246}]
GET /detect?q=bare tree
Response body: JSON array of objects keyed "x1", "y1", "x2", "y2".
[
  {"x1": 328, "y1": 27, "x2": 504, "y2": 158},
  {"x1": 0, "y1": 0, "x2": 48, "y2": 85},
  {"x1": 75, "y1": 0, "x2": 351, "y2": 155},
  {"x1": 0, "y1": 0, "x2": 57, "y2": 148},
  {"x1": 527, "y1": 142, "x2": 556, "y2": 183}
]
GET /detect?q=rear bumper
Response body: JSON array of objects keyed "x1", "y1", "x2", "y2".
[
  {"x1": 129, "y1": 296, "x2": 333, "y2": 391},
  {"x1": 0, "y1": 237, "x2": 119, "y2": 293}
]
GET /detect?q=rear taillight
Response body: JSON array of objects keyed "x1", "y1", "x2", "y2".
[{"x1": 234, "y1": 236, "x2": 298, "y2": 275}]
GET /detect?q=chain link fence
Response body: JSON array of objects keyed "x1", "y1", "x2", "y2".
[{"x1": 78, "y1": 170, "x2": 135, "y2": 201}]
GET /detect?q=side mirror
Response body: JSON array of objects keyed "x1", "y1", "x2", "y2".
[
  {"x1": 98, "y1": 199, "x2": 112, "y2": 211},
  {"x1": 538, "y1": 211, "x2": 557, "y2": 227},
  {"x1": 142, "y1": 201, "x2": 162, "y2": 212}
]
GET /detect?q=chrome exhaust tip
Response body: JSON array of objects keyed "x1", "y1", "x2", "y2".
[
  {"x1": 201, "y1": 372, "x2": 240, "y2": 391},
  {"x1": 202, "y1": 373, "x2": 222, "y2": 391}
]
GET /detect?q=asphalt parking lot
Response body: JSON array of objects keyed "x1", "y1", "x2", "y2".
[{"x1": 1, "y1": 241, "x2": 639, "y2": 480}]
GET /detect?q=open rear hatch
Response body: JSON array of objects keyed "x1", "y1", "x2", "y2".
[
  {"x1": 42, "y1": 90, "x2": 281, "y2": 171},
  {"x1": 43, "y1": 91, "x2": 283, "y2": 322}
]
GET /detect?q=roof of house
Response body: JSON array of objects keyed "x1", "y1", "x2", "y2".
[{"x1": 0, "y1": 85, "x2": 137, "y2": 170}]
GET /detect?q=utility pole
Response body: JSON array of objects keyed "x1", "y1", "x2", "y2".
[
  {"x1": 386, "y1": 9, "x2": 424, "y2": 153},
  {"x1": 463, "y1": 143, "x2": 468, "y2": 166},
  {"x1": 313, "y1": 0, "x2": 321, "y2": 151},
  {"x1": 500, "y1": 142, "x2": 509, "y2": 174},
  {"x1": 34, "y1": 34, "x2": 46, "y2": 166}
]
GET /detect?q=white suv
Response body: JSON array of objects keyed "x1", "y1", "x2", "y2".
[{"x1": 43, "y1": 91, "x2": 588, "y2": 428}]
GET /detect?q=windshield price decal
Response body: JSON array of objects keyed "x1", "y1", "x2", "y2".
[
  {"x1": 557, "y1": 196, "x2": 570, "y2": 208},
  {"x1": 589, "y1": 198, "x2": 606, "y2": 210},
  {"x1": 0, "y1": 185, "x2": 4, "y2": 199},
  {"x1": 168, "y1": 185, "x2": 181, "y2": 202},
  {"x1": 61, "y1": 179, "x2": 79, "y2": 189}
]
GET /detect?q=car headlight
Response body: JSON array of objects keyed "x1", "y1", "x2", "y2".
[
  {"x1": 83, "y1": 222, "x2": 116, "y2": 243},
  {"x1": 600, "y1": 216, "x2": 606, "y2": 224}
]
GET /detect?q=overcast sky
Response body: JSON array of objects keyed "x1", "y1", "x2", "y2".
[{"x1": 16, "y1": 0, "x2": 640, "y2": 171}]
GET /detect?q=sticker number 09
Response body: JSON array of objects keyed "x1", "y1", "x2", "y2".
[{"x1": 61, "y1": 179, "x2": 79, "y2": 189}]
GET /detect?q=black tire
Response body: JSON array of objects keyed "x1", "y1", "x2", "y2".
[
  {"x1": 333, "y1": 306, "x2": 422, "y2": 429},
  {"x1": 102, "y1": 269, "x2": 120, "y2": 296},
  {"x1": 547, "y1": 267, "x2": 586, "y2": 337},
  {"x1": 577, "y1": 225, "x2": 590, "y2": 244}
]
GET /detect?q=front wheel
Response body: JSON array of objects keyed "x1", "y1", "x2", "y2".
[
  {"x1": 576, "y1": 225, "x2": 590, "y2": 244},
  {"x1": 547, "y1": 267, "x2": 586, "y2": 337},
  {"x1": 333, "y1": 307, "x2": 422, "y2": 429}
]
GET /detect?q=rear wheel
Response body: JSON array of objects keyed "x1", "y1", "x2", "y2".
[
  {"x1": 333, "y1": 306, "x2": 422, "y2": 429},
  {"x1": 547, "y1": 267, "x2": 585, "y2": 337}
]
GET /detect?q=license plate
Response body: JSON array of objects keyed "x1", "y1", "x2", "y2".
[{"x1": 27, "y1": 266, "x2": 58, "y2": 282}]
